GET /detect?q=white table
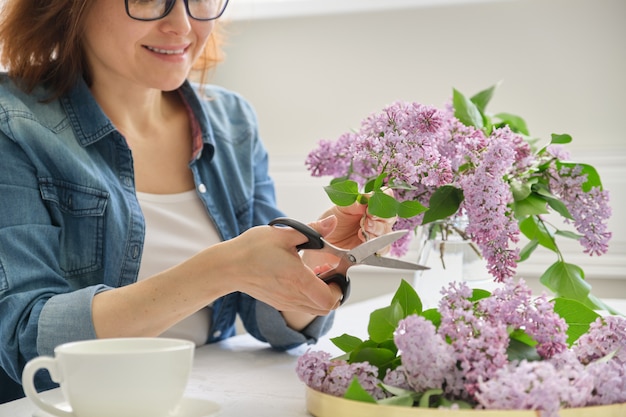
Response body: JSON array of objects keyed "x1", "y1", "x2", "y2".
[
  {"x1": 0, "y1": 294, "x2": 389, "y2": 417},
  {"x1": 2, "y1": 295, "x2": 625, "y2": 417}
]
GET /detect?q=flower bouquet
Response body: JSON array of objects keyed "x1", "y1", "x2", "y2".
[
  {"x1": 305, "y1": 84, "x2": 613, "y2": 312},
  {"x1": 297, "y1": 279, "x2": 626, "y2": 417}
]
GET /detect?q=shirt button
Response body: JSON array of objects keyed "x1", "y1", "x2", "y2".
[
  {"x1": 198, "y1": 184, "x2": 207, "y2": 194},
  {"x1": 213, "y1": 330, "x2": 222, "y2": 338}
]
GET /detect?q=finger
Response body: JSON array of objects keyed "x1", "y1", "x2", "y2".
[
  {"x1": 307, "y1": 215, "x2": 337, "y2": 238},
  {"x1": 361, "y1": 214, "x2": 396, "y2": 238}
]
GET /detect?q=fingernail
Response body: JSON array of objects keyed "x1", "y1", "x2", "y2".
[{"x1": 320, "y1": 215, "x2": 335, "y2": 228}]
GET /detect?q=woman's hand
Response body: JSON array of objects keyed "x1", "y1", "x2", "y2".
[{"x1": 219, "y1": 222, "x2": 344, "y2": 315}]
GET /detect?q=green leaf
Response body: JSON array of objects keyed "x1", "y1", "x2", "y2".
[
  {"x1": 453, "y1": 88, "x2": 484, "y2": 130},
  {"x1": 509, "y1": 328, "x2": 537, "y2": 347},
  {"x1": 373, "y1": 172, "x2": 387, "y2": 190},
  {"x1": 330, "y1": 334, "x2": 363, "y2": 354},
  {"x1": 518, "y1": 216, "x2": 558, "y2": 252},
  {"x1": 377, "y1": 394, "x2": 415, "y2": 407},
  {"x1": 350, "y1": 347, "x2": 397, "y2": 379},
  {"x1": 510, "y1": 179, "x2": 533, "y2": 201},
  {"x1": 418, "y1": 388, "x2": 443, "y2": 408},
  {"x1": 368, "y1": 302, "x2": 404, "y2": 343},
  {"x1": 469, "y1": 83, "x2": 498, "y2": 113},
  {"x1": 397, "y1": 199, "x2": 428, "y2": 219},
  {"x1": 545, "y1": 196, "x2": 573, "y2": 219},
  {"x1": 530, "y1": 183, "x2": 573, "y2": 219},
  {"x1": 550, "y1": 133, "x2": 573, "y2": 145},
  {"x1": 513, "y1": 193, "x2": 549, "y2": 218},
  {"x1": 555, "y1": 230, "x2": 582, "y2": 240},
  {"x1": 494, "y1": 112, "x2": 530, "y2": 136},
  {"x1": 518, "y1": 238, "x2": 539, "y2": 262},
  {"x1": 363, "y1": 177, "x2": 376, "y2": 194},
  {"x1": 380, "y1": 383, "x2": 416, "y2": 397},
  {"x1": 469, "y1": 288, "x2": 491, "y2": 302},
  {"x1": 421, "y1": 185, "x2": 464, "y2": 224},
  {"x1": 421, "y1": 308, "x2": 441, "y2": 327},
  {"x1": 539, "y1": 261, "x2": 591, "y2": 303},
  {"x1": 343, "y1": 377, "x2": 377, "y2": 403},
  {"x1": 391, "y1": 279, "x2": 422, "y2": 316},
  {"x1": 552, "y1": 297, "x2": 600, "y2": 346},
  {"x1": 367, "y1": 191, "x2": 399, "y2": 219},
  {"x1": 324, "y1": 180, "x2": 359, "y2": 206},
  {"x1": 507, "y1": 337, "x2": 541, "y2": 362}
]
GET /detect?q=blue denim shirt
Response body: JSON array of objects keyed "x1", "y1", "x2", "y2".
[{"x1": 0, "y1": 74, "x2": 333, "y2": 387}]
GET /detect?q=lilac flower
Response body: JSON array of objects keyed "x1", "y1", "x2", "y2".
[
  {"x1": 295, "y1": 350, "x2": 386, "y2": 399},
  {"x1": 382, "y1": 367, "x2": 410, "y2": 390},
  {"x1": 437, "y1": 282, "x2": 510, "y2": 398},
  {"x1": 573, "y1": 315, "x2": 626, "y2": 366},
  {"x1": 585, "y1": 359, "x2": 626, "y2": 406},
  {"x1": 459, "y1": 128, "x2": 521, "y2": 282},
  {"x1": 547, "y1": 163, "x2": 612, "y2": 256},
  {"x1": 325, "y1": 361, "x2": 386, "y2": 399},
  {"x1": 479, "y1": 279, "x2": 568, "y2": 359},
  {"x1": 393, "y1": 315, "x2": 456, "y2": 393},
  {"x1": 475, "y1": 358, "x2": 593, "y2": 417},
  {"x1": 295, "y1": 350, "x2": 336, "y2": 392}
]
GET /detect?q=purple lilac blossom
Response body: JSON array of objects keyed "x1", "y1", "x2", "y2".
[
  {"x1": 295, "y1": 350, "x2": 386, "y2": 399},
  {"x1": 325, "y1": 361, "x2": 386, "y2": 400},
  {"x1": 478, "y1": 278, "x2": 568, "y2": 359},
  {"x1": 295, "y1": 350, "x2": 336, "y2": 392},
  {"x1": 393, "y1": 315, "x2": 456, "y2": 393},
  {"x1": 475, "y1": 359, "x2": 589, "y2": 417},
  {"x1": 585, "y1": 359, "x2": 626, "y2": 406},
  {"x1": 437, "y1": 282, "x2": 509, "y2": 399},
  {"x1": 573, "y1": 315, "x2": 626, "y2": 366},
  {"x1": 459, "y1": 128, "x2": 521, "y2": 282},
  {"x1": 547, "y1": 163, "x2": 612, "y2": 256}
]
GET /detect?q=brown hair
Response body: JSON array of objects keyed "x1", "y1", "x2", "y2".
[{"x1": 0, "y1": 0, "x2": 225, "y2": 99}]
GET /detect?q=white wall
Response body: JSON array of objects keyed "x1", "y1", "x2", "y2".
[{"x1": 212, "y1": 0, "x2": 626, "y2": 300}]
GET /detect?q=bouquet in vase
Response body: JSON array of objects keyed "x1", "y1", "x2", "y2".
[{"x1": 305, "y1": 84, "x2": 613, "y2": 311}]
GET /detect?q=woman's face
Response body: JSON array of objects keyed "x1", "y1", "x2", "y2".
[{"x1": 82, "y1": 0, "x2": 215, "y2": 92}]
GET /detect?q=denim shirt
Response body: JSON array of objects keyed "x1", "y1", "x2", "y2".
[{"x1": 0, "y1": 74, "x2": 333, "y2": 387}]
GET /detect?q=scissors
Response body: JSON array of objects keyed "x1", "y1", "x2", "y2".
[{"x1": 268, "y1": 217, "x2": 428, "y2": 305}]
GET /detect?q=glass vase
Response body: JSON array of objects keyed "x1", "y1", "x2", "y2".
[{"x1": 412, "y1": 216, "x2": 499, "y2": 309}]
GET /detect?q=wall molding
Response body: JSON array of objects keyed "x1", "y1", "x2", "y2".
[{"x1": 222, "y1": 0, "x2": 515, "y2": 21}]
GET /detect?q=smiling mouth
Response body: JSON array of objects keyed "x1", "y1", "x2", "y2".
[{"x1": 144, "y1": 45, "x2": 186, "y2": 55}]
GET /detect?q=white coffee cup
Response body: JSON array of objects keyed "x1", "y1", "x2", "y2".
[{"x1": 22, "y1": 337, "x2": 195, "y2": 417}]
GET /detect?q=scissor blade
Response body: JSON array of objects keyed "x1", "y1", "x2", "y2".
[
  {"x1": 360, "y1": 254, "x2": 429, "y2": 271},
  {"x1": 348, "y1": 230, "x2": 409, "y2": 263}
]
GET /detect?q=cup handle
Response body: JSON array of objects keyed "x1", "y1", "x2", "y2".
[{"x1": 22, "y1": 356, "x2": 75, "y2": 417}]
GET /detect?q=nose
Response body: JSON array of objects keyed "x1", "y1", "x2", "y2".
[{"x1": 160, "y1": 0, "x2": 192, "y2": 34}]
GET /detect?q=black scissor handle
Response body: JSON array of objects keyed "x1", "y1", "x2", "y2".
[
  {"x1": 268, "y1": 217, "x2": 351, "y2": 305},
  {"x1": 268, "y1": 217, "x2": 324, "y2": 250},
  {"x1": 321, "y1": 273, "x2": 351, "y2": 306}
]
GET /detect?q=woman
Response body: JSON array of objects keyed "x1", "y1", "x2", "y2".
[{"x1": 0, "y1": 0, "x2": 393, "y2": 396}]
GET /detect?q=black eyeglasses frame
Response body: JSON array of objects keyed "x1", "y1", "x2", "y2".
[{"x1": 125, "y1": 0, "x2": 229, "y2": 22}]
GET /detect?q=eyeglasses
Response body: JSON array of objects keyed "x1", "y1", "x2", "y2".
[{"x1": 125, "y1": 0, "x2": 229, "y2": 21}]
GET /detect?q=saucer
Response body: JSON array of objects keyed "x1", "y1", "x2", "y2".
[{"x1": 33, "y1": 396, "x2": 220, "y2": 417}]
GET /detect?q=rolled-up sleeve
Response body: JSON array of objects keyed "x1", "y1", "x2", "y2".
[
  {"x1": 37, "y1": 285, "x2": 109, "y2": 356},
  {"x1": 254, "y1": 301, "x2": 335, "y2": 350}
]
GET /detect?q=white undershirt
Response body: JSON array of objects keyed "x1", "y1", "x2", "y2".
[{"x1": 136, "y1": 190, "x2": 222, "y2": 346}]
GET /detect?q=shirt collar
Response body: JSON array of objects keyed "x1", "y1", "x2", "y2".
[
  {"x1": 60, "y1": 78, "x2": 117, "y2": 147},
  {"x1": 60, "y1": 78, "x2": 216, "y2": 163}
]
